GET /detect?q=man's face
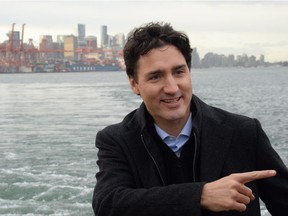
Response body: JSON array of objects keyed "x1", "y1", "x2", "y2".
[{"x1": 129, "y1": 45, "x2": 193, "y2": 131}]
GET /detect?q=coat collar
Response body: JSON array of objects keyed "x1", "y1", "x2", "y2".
[
  {"x1": 192, "y1": 95, "x2": 234, "y2": 182},
  {"x1": 131, "y1": 95, "x2": 234, "y2": 183}
]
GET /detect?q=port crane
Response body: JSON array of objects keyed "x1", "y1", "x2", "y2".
[{"x1": 0, "y1": 24, "x2": 123, "y2": 72}]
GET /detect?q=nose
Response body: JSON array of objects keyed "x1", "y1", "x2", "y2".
[{"x1": 163, "y1": 75, "x2": 179, "y2": 94}]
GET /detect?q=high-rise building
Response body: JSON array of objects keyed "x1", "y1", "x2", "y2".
[
  {"x1": 39, "y1": 35, "x2": 54, "y2": 59},
  {"x1": 57, "y1": 35, "x2": 68, "y2": 44},
  {"x1": 259, "y1": 54, "x2": 265, "y2": 65},
  {"x1": 39, "y1": 35, "x2": 53, "y2": 50},
  {"x1": 191, "y1": 47, "x2": 201, "y2": 68},
  {"x1": 56, "y1": 35, "x2": 69, "y2": 59},
  {"x1": 113, "y1": 33, "x2": 125, "y2": 48},
  {"x1": 6, "y1": 31, "x2": 20, "y2": 50},
  {"x1": 86, "y1": 36, "x2": 97, "y2": 49},
  {"x1": 227, "y1": 54, "x2": 235, "y2": 67},
  {"x1": 64, "y1": 35, "x2": 78, "y2": 60},
  {"x1": 101, "y1": 25, "x2": 108, "y2": 48},
  {"x1": 77, "y1": 24, "x2": 86, "y2": 47}
]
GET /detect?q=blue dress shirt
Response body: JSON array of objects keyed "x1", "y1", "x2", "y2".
[{"x1": 154, "y1": 113, "x2": 192, "y2": 156}]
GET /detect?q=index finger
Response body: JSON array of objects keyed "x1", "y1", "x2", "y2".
[{"x1": 235, "y1": 170, "x2": 276, "y2": 184}]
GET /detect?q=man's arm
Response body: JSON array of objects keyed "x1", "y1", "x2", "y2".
[{"x1": 254, "y1": 119, "x2": 288, "y2": 215}]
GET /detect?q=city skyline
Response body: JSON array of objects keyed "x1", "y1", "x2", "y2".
[{"x1": 1, "y1": 0, "x2": 288, "y2": 62}]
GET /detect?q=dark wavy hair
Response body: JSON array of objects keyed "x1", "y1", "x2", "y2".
[{"x1": 123, "y1": 22, "x2": 193, "y2": 81}]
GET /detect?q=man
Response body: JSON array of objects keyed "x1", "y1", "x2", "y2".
[{"x1": 92, "y1": 22, "x2": 288, "y2": 216}]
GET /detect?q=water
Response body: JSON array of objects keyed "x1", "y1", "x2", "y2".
[{"x1": 0, "y1": 67, "x2": 287, "y2": 215}]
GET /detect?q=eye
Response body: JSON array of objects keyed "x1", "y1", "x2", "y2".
[
  {"x1": 174, "y1": 69, "x2": 185, "y2": 76},
  {"x1": 150, "y1": 74, "x2": 160, "y2": 80},
  {"x1": 147, "y1": 72, "x2": 161, "y2": 81},
  {"x1": 173, "y1": 65, "x2": 187, "y2": 76}
]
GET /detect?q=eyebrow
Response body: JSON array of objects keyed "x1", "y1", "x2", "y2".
[
  {"x1": 172, "y1": 64, "x2": 187, "y2": 71},
  {"x1": 144, "y1": 64, "x2": 188, "y2": 79},
  {"x1": 147, "y1": 64, "x2": 187, "y2": 75},
  {"x1": 145, "y1": 70, "x2": 162, "y2": 79}
]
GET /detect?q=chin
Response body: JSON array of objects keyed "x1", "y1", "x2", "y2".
[{"x1": 163, "y1": 112, "x2": 186, "y2": 121}]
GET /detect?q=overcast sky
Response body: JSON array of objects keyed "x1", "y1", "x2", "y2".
[{"x1": 1, "y1": 0, "x2": 288, "y2": 62}]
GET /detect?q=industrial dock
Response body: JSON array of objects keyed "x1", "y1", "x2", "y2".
[{"x1": 0, "y1": 24, "x2": 125, "y2": 73}]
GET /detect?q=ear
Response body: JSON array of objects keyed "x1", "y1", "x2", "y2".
[{"x1": 129, "y1": 77, "x2": 140, "y2": 95}]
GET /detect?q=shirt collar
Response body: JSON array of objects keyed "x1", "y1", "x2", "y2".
[{"x1": 154, "y1": 112, "x2": 192, "y2": 140}]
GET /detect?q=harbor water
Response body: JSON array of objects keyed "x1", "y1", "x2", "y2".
[{"x1": 0, "y1": 67, "x2": 287, "y2": 215}]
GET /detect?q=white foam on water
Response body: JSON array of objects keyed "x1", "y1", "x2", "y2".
[
  {"x1": 12, "y1": 181, "x2": 52, "y2": 188},
  {"x1": 32, "y1": 184, "x2": 86, "y2": 201},
  {"x1": 67, "y1": 186, "x2": 93, "y2": 201},
  {"x1": 3, "y1": 152, "x2": 17, "y2": 160},
  {"x1": 0, "y1": 169, "x2": 13, "y2": 174},
  {"x1": 0, "y1": 182, "x2": 9, "y2": 187}
]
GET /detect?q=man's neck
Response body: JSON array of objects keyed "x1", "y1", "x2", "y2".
[{"x1": 155, "y1": 112, "x2": 192, "y2": 137}]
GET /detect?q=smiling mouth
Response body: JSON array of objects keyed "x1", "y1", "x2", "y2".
[{"x1": 161, "y1": 97, "x2": 181, "y2": 103}]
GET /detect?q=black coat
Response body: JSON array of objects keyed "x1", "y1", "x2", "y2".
[{"x1": 92, "y1": 95, "x2": 288, "y2": 216}]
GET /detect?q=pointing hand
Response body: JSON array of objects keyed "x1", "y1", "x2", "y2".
[{"x1": 200, "y1": 170, "x2": 276, "y2": 212}]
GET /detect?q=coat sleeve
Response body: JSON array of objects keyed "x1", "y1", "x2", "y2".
[
  {"x1": 255, "y1": 119, "x2": 288, "y2": 214},
  {"x1": 92, "y1": 127, "x2": 205, "y2": 216}
]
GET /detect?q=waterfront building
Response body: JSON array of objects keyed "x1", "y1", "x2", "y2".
[
  {"x1": 227, "y1": 54, "x2": 235, "y2": 67},
  {"x1": 101, "y1": 25, "x2": 108, "y2": 48},
  {"x1": 39, "y1": 35, "x2": 54, "y2": 60},
  {"x1": 191, "y1": 47, "x2": 201, "y2": 68},
  {"x1": 107, "y1": 35, "x2": 114, "y2": 48},
  {"x1": 39, "y1": 35, "x2": 53, "y2": 50},
  {"x1": 56, "y1": 35, "x2": 70, "y2": 59},
  {"x1": 64, "y1": 35, "x2": 78, "y2": 60},
  {"x1": 113, "y1": 33, "x2": 125, "y2": 48},
  {"x1": 86, "y1": 36, "x2": 97, "y2": 49},
  {"x1": 248, "y1": 55, "x2": 257, "y2": 67},
  {"x1": 6, "y1": 31, "x2": 20, "y2": 50},
  {"x1": 259, "y1": 54, "x2": 265, "y2": 66},
  {"x1": 77, "y1": 24, "x2": 86, "y2": 48},
  {"x1": 57, "y1": 35, "x2": 68, "y2": 44},
  {"x1": 3, "y1": 31, "x2": 21, "y2": 65}
]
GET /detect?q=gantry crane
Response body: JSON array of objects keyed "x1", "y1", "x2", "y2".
[{"x1": 0, "y1": 23, "x2": 124, "y2": 72}]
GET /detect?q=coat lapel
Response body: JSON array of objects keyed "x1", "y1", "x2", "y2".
[
  {"x1": 141, "y1": 128, "x2": 167, "y2": 185},
  {"x1": 123, "y1": 128, "x2": 167, "y2": 187}
]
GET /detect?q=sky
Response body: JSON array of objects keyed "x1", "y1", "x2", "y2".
[{"x1": 1, "y1": 0, "x2": 288, "y2": 62}]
